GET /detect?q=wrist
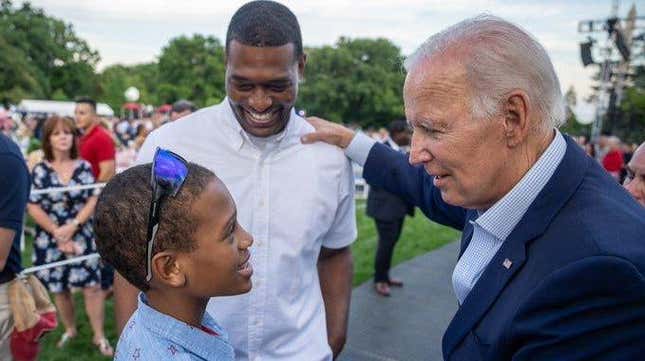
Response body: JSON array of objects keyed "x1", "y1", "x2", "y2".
[{"x1": 339, "y1": 129, "x2": 356, "y2": 149}]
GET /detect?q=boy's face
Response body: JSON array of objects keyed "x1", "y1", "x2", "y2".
[{"x1": 180, "y1": 179, "x2": 253, "y2": 297}]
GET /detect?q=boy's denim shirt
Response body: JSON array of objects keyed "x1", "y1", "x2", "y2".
[{"x1": 115, "y1": 293, "x2": 235, "y2": 360}]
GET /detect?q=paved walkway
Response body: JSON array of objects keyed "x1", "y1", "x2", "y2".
[{"x1": 338, "y1": 241, "x2": 460, "y2": 361}]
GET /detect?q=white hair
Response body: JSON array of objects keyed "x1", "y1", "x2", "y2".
[
  {"x1": 607, "y1": 136, "x2": 621, "y2": 147},
  {"x1": 404, "y1": 14, "x2": 565, "y2": 129}
]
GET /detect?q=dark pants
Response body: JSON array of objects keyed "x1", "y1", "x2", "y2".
[{"x1": 373, "y1": 218, "x2": 405, "y2": 283}]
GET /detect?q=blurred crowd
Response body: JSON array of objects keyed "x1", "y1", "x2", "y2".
[
  {"x1": 0, "y1": 99, "x2": 196, "y2": 173},
  {"x1": 573, "y1": 134, "x2": 640, "y2": 184}
]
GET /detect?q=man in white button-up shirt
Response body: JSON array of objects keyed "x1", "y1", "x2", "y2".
[{"x1": 113, "y1": 2, "x2": 356, "y2": 360}]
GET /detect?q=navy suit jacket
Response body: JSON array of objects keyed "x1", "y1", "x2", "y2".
[
  {"x1": 363, "y1": 135, "x2": 645, "y2": 360},
  {"x1": 366, "y1": 140, "x2": 415, "y2": 221}
]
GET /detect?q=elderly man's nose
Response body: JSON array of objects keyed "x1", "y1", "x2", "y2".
[{"x1": 409, "y1": 136, "x2": 432, "y2": 165}]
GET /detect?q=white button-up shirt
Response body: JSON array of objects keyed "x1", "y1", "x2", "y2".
[{"x1": 136, "y1": 100, "x2": 357, "y2": 361}]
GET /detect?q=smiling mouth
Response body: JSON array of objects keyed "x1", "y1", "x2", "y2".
[
  {"x1": 237, "y1": 253, "x2": 253, "y2": 277},
  {"x1": 432, "y1": 174, "x2": 451, "y2": 188},
  {"x1": 244, "y1": 109, "x2": 279, "y2": 126}
]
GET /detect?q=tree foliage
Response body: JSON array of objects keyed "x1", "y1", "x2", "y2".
[
  {"x1": 99, "y1": 63, "x2": 159, "y2": 111},
  {"x1": 612, "y1": 65, "x2": 645, "y2": 144},
  {"x1": 156, "y1": 35, "x2": 226, "y2": 107},
  {"x1": 585, "y1": 58, "x2": 645, "y2": 144},
  {"x1": 0, "y1": 0, "x2": 100, "y2": 106},
  {"x1": 298, "y1": 37, "x2": 406, "y2": 128}
]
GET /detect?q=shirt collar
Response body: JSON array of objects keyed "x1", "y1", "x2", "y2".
[
  {"x1": 220, "y1": 98, "x2": 297, "y2": 152},
  {"x1": 80, "y1": 122, "x2": 100, "y2": 141},
  {"x1": 385, "y1": 137, "x2": 401, "y2": 152},
  {"x1": 474, "y1": 129, "x2": 567, "y2": 241},
  {"x1": 135, "y1": 293, "x2": 230, "y2": 360}
]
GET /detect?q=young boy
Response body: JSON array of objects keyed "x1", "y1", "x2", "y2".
[{"x1": 94, "y1": 157, "x2": 253, "y2": 360}]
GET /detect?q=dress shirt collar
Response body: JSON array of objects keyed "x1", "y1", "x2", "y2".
[
  {"x1": 384, "y1": 137, "x2": 401, "y2": 152},
  {"x1": 136, "y1": 293, "x2": 229, "y2": 360},
  {"x1": 474, "y1": 129, "x2": 567, "y2": 241}
]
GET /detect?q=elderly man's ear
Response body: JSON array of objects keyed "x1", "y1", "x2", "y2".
[{"x1": 502, "y1": 91, "x2": 531, "y2": 148}]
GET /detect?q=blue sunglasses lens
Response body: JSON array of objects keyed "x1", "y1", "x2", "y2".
[{"x1": 154, "y1": 149, "x2": 188, "y2": 192}]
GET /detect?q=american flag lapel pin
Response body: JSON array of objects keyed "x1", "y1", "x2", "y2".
[{"x1": 503, "y1": 258, "x2": 512, "y2": 269}]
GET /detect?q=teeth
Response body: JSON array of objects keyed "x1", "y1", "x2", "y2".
[{"x1": 247, "y1": 111, "x2": 272, "y2": 122}]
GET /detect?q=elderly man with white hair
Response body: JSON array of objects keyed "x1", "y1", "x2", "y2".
[{"x1": 303, "y1": 15, "x2": 645, "y2": 361}]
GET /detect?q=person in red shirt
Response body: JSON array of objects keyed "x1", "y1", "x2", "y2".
[
  {"x1": 75, "y1": 97, "x2": 117, "y2": 298},
  {"x1": 602, "y1": 136, "x2": 624, "y2": 182},
  {"x1": 75, "y1": 98, "x2": 116, "y2": 182}
]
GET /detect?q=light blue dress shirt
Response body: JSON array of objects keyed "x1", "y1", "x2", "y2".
[
  {"x1": 451, "y1": 130, "x2": 566, "y2": 304},
  {"x1": 345, "y1": 129, "x2": 567, "y2": 305},
  {"x1": 115, "y1": 293, "x2": 235, "y2": 361}
]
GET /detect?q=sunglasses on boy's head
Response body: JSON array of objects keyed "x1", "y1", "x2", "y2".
[{"x1": 145, "y1": 148, "x2": 189, "y2": 282}]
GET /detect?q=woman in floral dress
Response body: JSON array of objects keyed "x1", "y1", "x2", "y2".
[{"x1": 26, "y1": 116, "x2": 113, "y2": 356}]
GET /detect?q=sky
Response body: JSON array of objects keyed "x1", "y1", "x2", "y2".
[{"x1": 28, "y1": 0, "x2": 643, "y2": 123}]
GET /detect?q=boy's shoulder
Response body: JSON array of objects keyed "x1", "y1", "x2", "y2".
[
  {"x1": 115, "y1": 309, "x2": 173, "y2": 359},
  {"x1": 115, "y1": 309, "x2": 199, "y2": 361}
]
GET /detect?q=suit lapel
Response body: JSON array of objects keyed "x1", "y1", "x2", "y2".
[
  {"x1": 458, "y1": 211, "x2": 476, "y2": 258},
  {"x1": 442, "y1": 135, "x2": 590, "y2": 358}
]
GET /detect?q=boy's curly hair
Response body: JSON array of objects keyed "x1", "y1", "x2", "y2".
[{"x1": 94, "y1": 162, "x2": 214, "y2": 291}]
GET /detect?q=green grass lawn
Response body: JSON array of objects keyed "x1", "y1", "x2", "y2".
[{"x1": 27, "y1": 200, "x2": 459, "y2": 360}]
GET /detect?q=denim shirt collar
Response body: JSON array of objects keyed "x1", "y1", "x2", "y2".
[{"x1": 135, "y1": 293, "x2": 232, "y2": 360}]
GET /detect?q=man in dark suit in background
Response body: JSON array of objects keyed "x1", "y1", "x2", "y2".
[
  {"x1": 303, "y1": 14, "x2": 645, "y2": 361},
  {"x1": 367, "y1": 120, "x2": 414, "y2": 296}
]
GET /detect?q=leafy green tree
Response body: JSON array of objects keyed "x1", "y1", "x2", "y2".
[
  {"x1": 298, "y1": 37, "x2": 405, "y2": 128},
  {"x1": 613, "y1": 65, "x2": 645, "y2": 144},
  {"x1": 98, "y1": 63, "x2": 159, "y2": 111},
  {"x1": 0, "y1": 0, "x2": 100, "y2": 105},
  {"x1": 0, "y1": 33, "x2": 44, "y2": 105},
  {"x1": 156, "y1": 35, "x2": 226, "y2": 107}
]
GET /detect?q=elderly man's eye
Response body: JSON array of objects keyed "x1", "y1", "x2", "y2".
[
  {"x1": 416, "y1": 125, "x2": 432, "y2": 133},
  {"x1": 424, "y1": 126, "x2": 440, "y2": 134}
]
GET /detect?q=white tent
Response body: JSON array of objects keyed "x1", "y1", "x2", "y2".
[{"x1": 17, "y1": 99, "x2": 115, "y2": 117}]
